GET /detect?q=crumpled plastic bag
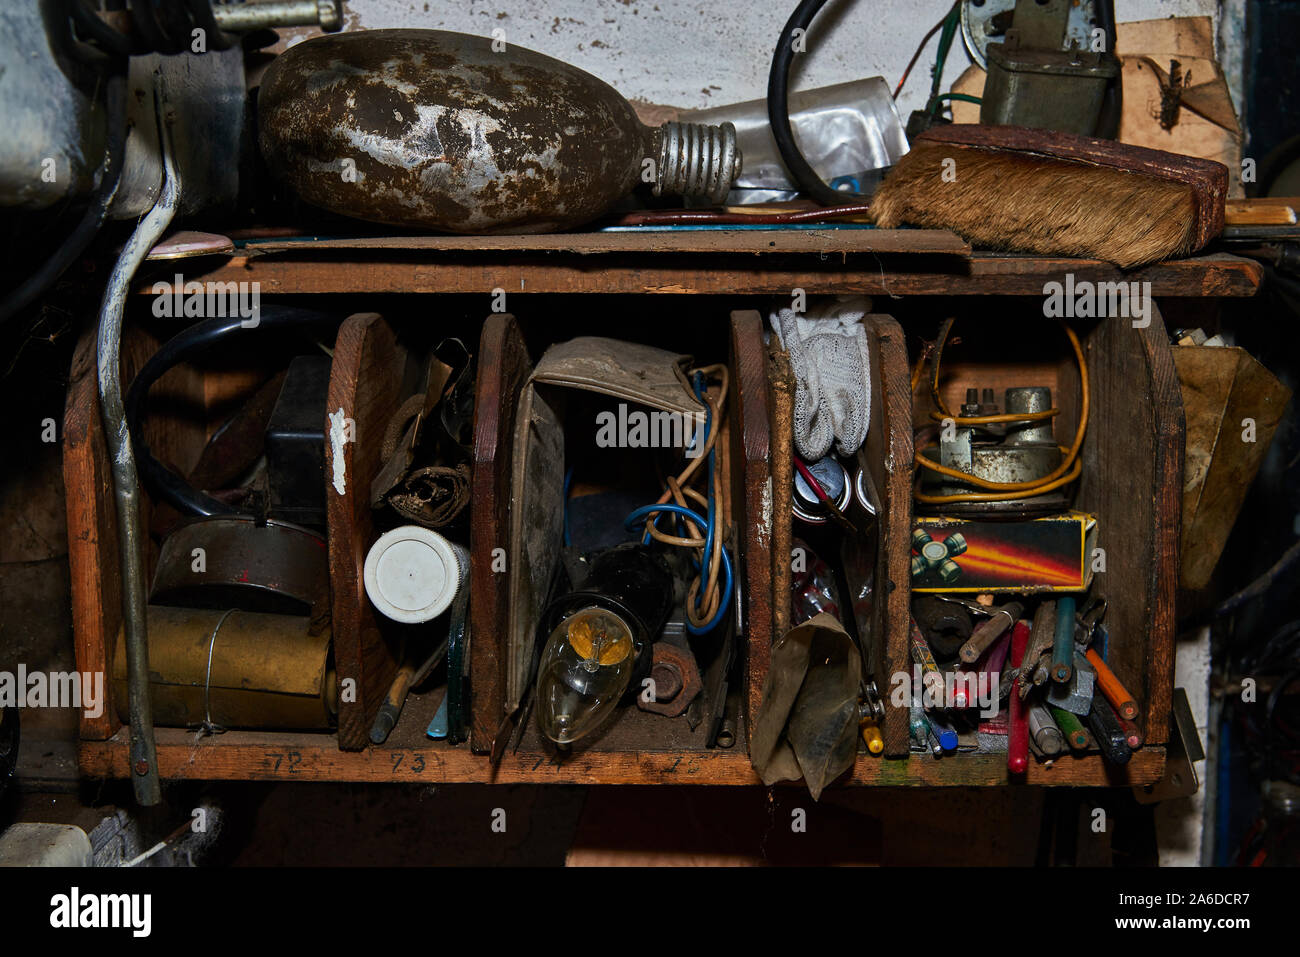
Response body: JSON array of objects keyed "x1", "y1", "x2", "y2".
[{"x1": 751, "y1": 612, "x2": 861, "y2": 800}]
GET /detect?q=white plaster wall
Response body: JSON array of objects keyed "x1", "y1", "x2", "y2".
[{"x1": 334, "y1": 0, "x2": 1221, "y2": 122}]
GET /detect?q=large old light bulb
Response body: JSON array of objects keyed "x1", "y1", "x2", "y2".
[
  {"x1": 258, "y1": 29, "x2": 741, "y2": 233},
  {"x1": 537, "y1": 607, "x2": 636, "y2": 745}
]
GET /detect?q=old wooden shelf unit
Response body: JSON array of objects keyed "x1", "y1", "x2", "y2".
[{"x1": 65, "y1": 229, "x2": 1262, "y2": 788}]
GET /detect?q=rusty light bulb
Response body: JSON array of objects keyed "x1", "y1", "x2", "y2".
[{"x1": 258, "y1": 29, "x2": 741, "y2": 233}]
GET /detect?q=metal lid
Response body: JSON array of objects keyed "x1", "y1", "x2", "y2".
[{"x1": 792, "y1": 457, "x2": 852, "y2": 524}]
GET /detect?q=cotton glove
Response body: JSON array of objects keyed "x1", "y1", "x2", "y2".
[{"x1": 772, "y1": 295, "x2": 872, "y2": 461}]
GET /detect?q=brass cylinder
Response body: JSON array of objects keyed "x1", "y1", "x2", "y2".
[{"x1": 112, "y1": 606, "x2": 335, "y2": 731}]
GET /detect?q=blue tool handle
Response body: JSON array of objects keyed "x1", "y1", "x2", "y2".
[{"x1": 1051, "y1": 596, "x2": 1077, "y2": 684}]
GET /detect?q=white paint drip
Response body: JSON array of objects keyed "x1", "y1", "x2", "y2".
[{"x1": 328, "y1": 407, "x2": 349, "y2": 496}]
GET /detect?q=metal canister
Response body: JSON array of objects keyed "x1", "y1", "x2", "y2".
[{"x1": 792, "y1": 456, "x2": 852, "y2": 524}]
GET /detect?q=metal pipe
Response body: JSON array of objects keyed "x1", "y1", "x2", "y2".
[
  {"x1": 212, "y1": 0, "x2": 344, "y2": 33},
  {"x1": 96, "y1": 82, "x2": 182, "y2": 807}
]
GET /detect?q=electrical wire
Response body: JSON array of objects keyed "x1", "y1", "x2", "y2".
[
  {"x1": 893, "y1": 5, "x2": 955, "y2": 99},
  {"x1": 925, "y1": 4, "x2": 963, "y2": 117},
  {"x1": 767, "y1": 0, "x2": 864, "y2": 206},
  {"x1": 913, "y1": 319, "x2": 1089, "y2": 504},
  {"x1": 930, "y1": 92, "x2": 982, "y2": 107},
  {"x1": 625, "y1": 366, "x2": 732, "y2": 634},
  {"x1": 625, "y1": 504, "x2": 733, "y2": 635}
]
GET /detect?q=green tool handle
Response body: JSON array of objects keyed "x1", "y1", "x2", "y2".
[{"x1": 1049, "y1": 705, "x2": 1089, "y2": 750}]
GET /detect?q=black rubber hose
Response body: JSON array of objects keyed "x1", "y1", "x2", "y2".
[
  {"x1": 0, "y1": 70, "x2": 127, "y2": 326},
  {"x1": 123, "y1": 0, "x2": 170, "y2": 54},
  {"x1": 767, "y1": 0, "x2": 864, "y2": 206},
  {"x1": 125, "y1": 307, "x2": 337, "y2": 518},
  {"x1": 139, "y1": 0, "x2": 195, "y2": 54},
  {"x1": 69, "y1": 0, "x2": 138, "y2": 56}
]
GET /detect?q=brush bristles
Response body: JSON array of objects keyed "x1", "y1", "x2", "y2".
[{"x1": 871, "y1": 140, "x2": 1199, "y2": 268}]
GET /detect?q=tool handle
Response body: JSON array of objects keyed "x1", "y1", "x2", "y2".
[
  {"x1": 1085, "y1": 648, "x2": 1138, "y2": 720},
  {"x1": 1049, "y1": 705, "x2": 1090, "y2": 750},
  {"x1": 860, "y1": 720, "x2": 884, "y2": 755},
  {"x1": 926, "y1": 709, "x2": 959, "y2": 751},
  {"x1": 1118, "y1": 716, "x2": 1144, "y2": 750},
  {"x1": 1050, "y1": 596, "x2": 1077, "y2": 684},
  {"x1": 1008, "y1": 621, "x2": 1031, "y2": 774},
  {"x1": 1027, "y1": 703, "x2": 1064, "y2": 756},
  {"x1": 909, "y1": 618, "x2": 941, "y2": 678},
  {"x1": 1087, "y1": 696, "x2": 1132, "y2": 765},
  {"x1": 960, "y1": 602, "x2": 1021, "y2": 664}
]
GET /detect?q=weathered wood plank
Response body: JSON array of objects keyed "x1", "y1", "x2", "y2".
[
  {"x1": 78, "y1": 728, "x2": 1163, "y2": 786},
  {"x1": 468, "y1": 315, "x2": 531, "y2": 752},
  {"x1": 136, "y1": 252, "x2": 1262, "y2": 298},
  {"x1": 325, "y1": 314, "x2": 407, "y2": 750}
]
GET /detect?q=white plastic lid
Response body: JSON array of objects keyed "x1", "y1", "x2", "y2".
[{"x1": 363, "y1": 526, "x2": 461, "y2": 624}]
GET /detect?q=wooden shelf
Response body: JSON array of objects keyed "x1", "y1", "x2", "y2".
[
  {"x1": 68, "y1": 226, "x2": 1235, "y2": 793},
  {"x1": 135, "y1": 229, "x2": 1262, "y2": 298},
  {"x1": 77, "y1": 687, "x2": 1165, "y2": 787}
]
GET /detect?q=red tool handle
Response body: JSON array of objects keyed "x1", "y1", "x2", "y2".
[{"x1": 1008, "y1": 620, "x2": 1032, "y2": 775}]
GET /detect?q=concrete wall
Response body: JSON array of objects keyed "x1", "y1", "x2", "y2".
[{"x1": 327, "y1": 0, "x2": 1221, "y2": 122}]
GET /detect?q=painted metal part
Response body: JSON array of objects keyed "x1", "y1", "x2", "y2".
[
  {"x1": 961, "y1": 0, "x2": 1100, "y2": 70},
  {"x1": 257, "y1": 29, "x2": 740, "y2": 233},
  {"x1": 150, "y1": 516, "x2": 328, "y2": 617}
]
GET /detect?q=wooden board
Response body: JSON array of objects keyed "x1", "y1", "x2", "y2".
[
  {"x1": 1074, "y1": 310, "x2": 1184, "y2": 747},
  {"x1": 136, "y1": 252, "x2": 1262, "y2": 298},
  {"x1": 325, "y1": 314, "x2": 407, "y2": 750},
  {"x1": 237, "y1": 228, "x2": 970, "y2": 257},
  {"x1": 467, "y1": 315, "x2": 531, "y2": 752},
  {"x1": 730, "y1": 311, "x2": 773, "y2": 749},
  {"x1": 77, "y1": 715, "x2": 1164, "y2": 787},
  {"x1": 867, "y1": 316, "x2": 916, "y2": 756},
  {"x1": 63, "y1": 331, "x2": 123, "y2": 742}
]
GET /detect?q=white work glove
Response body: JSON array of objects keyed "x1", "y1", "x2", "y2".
[{"x1": 772, "y1": 295, "x2": 872, "y2": 461}]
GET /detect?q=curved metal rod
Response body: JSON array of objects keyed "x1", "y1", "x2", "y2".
[{"x1": 96, "y1": 82, "x2": 182, "y2": 807}]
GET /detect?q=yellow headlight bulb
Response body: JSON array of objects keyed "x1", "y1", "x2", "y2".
[{"x1": 537, "y1": 606, "x2": 636, "y2": 744}]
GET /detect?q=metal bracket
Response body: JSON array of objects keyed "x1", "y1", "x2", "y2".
[{"x1": 1133, "y1": 687, "x2": 1205, "y2": 804}]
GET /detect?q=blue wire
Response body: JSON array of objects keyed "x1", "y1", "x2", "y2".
[
  {"x1": 623, "y1": 503, "x2": 732, "y2": 634},
  {"x1": 693, "y1": 372, "x2": 717, "y2": 620},
  {"x1": 624, "y1": 372, "x2": 732, "y2": 635}
]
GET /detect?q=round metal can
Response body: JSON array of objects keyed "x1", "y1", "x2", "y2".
[{"x1": 792, "y1": 456, "x2": 852, "y2": 524}]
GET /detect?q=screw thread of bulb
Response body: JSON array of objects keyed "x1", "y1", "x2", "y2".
[{"x1": 653, "y1": 121, "x2": 741, "y2": 205}]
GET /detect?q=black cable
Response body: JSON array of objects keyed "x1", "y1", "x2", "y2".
[
  {"x1": 1216, "y1": 537, "x2": 1300, "y2": 617},
  {"x1": 767, "y1": 0, "x2": 864, "y2": 206},
  {"x1": 69, "y1": 0, "x2": 138, "y2": 56},
  {"x1": 1095, "y1": 0, "x2": 1122, "y2": 138},
  {"x1": 125, "y1": 308, "x2": 338, "y2": 517},
  {"x1": 0, "y1": 70, "x2": 127, "y2": 326}
]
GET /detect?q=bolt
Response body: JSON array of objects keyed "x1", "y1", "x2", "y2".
[
  {"x1": 651, "y1": 662, "x2": 683, "y2": 702},
  {"x1": 134, "y1": 759, "x2": 150, "y2": 776}
]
